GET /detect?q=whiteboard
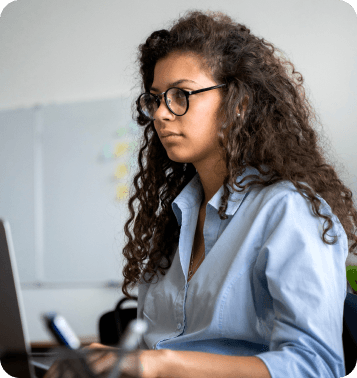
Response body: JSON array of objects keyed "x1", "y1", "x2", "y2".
[
  {"x1": 0, "y1": 96, "x2": 141, "y2": 284},
  {"x1": 0, "y1": 108, "x2": 37, "y2": 282}
]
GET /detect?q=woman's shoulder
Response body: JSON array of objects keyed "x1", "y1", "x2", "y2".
[
  {"x1": 237, "y1": 168, "x2": 318, "y2": 208},
  {"x1": 251, "y1": 179, "x2": 325, "y2": 207},
  {"x1": 248, "y1": 179, "x2": 339, "y2": 223},
  {"x1": 248, "y1": 179, "x2": 346, "y2": 237},
  {"x1": 247, "y1": 179, "x2": 303, "y2": 208}
]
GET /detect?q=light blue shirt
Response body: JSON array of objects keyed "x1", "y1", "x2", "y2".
[{"x1": 137, "y1": 166, "x2": 348, "y2": 378}]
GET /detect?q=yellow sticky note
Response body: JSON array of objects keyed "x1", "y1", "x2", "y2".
[
  {"x1": 114, "y1": 142, "x2": 129, "y2": 157},
  {"x1": 115, "y1": 164, "x2": 128, "y2": 179},
  {"x1": 116, "y1": 184, "x2": 129, "y2": 200}
]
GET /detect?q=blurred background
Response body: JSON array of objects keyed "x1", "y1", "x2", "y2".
[{"x1": 0, "y1": 0, "x2": 356, "y2": 345}]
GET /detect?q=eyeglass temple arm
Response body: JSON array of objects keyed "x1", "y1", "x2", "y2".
[
  {"x1": 148, "y1": 83, "x2": 226, "y2": 98},
  {"x1": 188, "y1": 83, "x2": 226, "y2": 95}
]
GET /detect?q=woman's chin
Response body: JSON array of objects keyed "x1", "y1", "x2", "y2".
[{"x1": 166, "y1": 152, "x2": 191, "y2": 164}]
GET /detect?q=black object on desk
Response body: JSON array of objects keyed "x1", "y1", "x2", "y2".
[{"x1": 99, "y1": 297, "x2": 138, "y2": 346}]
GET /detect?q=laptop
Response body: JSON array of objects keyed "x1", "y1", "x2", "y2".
[{"x1": 0, "y1": 219, "x2": 54, "y2": 378}]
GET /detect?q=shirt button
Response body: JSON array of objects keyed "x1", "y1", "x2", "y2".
[{"x1": 177, "y1": 323, "x2": 182, "y2": 329}]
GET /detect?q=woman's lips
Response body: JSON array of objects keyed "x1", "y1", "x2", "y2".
[{"x1": 161, "y1": 134, "x2": 183, "y2": 140}]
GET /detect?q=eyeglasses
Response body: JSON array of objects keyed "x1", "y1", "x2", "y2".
[{"x1": 137, "y1": 83, "x2": 226, "y2": 121}]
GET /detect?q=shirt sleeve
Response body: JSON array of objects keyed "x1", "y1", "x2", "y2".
[{"x1": 254, "y1": 189, "x2": 348, "y2": 378}]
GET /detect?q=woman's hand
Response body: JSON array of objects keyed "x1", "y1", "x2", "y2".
[
  {"x1": 85, "y1": 343, "x2": 143, "y2": 377},
  {"x1": 43, "y1": 342, "x2": 167, "y2": 378}
]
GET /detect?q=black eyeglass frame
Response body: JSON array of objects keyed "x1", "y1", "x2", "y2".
[{"x1": 137, "y1": 83, "x2": 226, "y2": 120}]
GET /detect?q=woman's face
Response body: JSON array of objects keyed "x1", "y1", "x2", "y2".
[{"x1": 151, "y1": 52, "x2": 224, "y2": 170}]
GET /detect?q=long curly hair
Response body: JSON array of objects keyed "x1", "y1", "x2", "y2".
[{"x1": 121, "y1": 10, "x2": 357, "y2": 299}]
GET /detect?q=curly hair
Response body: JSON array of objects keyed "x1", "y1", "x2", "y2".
[{"x1": 121, "y1": 9, "x2": 357, "y2": 299}]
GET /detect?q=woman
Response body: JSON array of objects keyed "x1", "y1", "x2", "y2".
[
  {"x1": 120, "y1": 9, "x2": 357, "y2": 378},
  {"x1": 46, "y1": 9, "x2": 357, "y2": 378}
]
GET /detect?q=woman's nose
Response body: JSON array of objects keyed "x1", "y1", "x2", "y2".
[{"x1": 154, "y1": 97, "x2": 175, "y2": 120}]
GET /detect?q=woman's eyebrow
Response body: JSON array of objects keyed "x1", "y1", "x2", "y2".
[{"x1": 150, "y1": 79, "x2": 197, "y2": 92}]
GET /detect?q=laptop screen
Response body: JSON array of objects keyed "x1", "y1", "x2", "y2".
[{"x1": 0, "y1": 219, "x2": 35, "y2": 378}]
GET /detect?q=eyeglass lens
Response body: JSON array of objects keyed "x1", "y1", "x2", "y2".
[{"x1": 139, "y1": 88, "x2": 187, "y2": 120}]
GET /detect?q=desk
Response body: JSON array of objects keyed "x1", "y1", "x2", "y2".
[{"x1": 31, "y1": 335, "x2": 99, "y2": 350}]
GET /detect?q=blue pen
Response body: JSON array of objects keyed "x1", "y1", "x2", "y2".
[
  {"x1": 42, "y1": 312, "x2": 100, "y2": 378},
  {"x1": 43, "y1": 312, "x2": 81, "y2": 350}
]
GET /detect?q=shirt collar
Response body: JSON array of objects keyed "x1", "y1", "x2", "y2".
[{"x1": 172, "y1": 165, "x2": 269, "y2": 226}]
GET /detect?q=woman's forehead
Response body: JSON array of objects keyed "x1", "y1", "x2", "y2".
[{"x1": 152, "y1": 52, "x2": 215, "y2": 90}]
